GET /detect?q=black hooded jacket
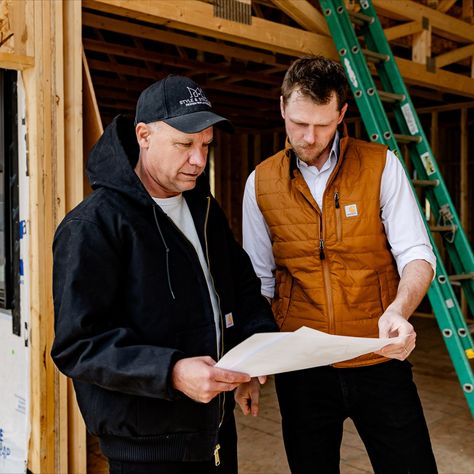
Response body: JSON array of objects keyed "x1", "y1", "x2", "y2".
[{"x1": 51, "y1": 115, "x2": 277, "y2": 462}]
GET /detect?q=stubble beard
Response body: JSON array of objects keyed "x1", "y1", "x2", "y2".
[{"x1": 293, "y1": 142, "x2": 327, "y2": 166}]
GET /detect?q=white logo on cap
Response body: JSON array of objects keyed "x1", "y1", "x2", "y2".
[{"x1": 179, "y1": 87, "x2": 212, "y2": 107}]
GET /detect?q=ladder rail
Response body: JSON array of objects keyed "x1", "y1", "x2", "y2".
[{"x1": 360, "y1": 1, "x2": 474, "y2": 311}]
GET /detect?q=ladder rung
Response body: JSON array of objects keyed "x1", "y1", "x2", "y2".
[
  {"x1": 362, "y1": 49, "x2": 389, "y2": 63},
  {"x1": 348, "y1": 10, "x2": 374, "y2": 25},
  {"x1": 429, "y1": 225, "x2": 458, "y2": 232},
  {"x1": 449, "y1": 272, "x2": 474, "y2": 282},
  {"x1": 378, "y1": 90, "x2": 405, "y2": 103},
  {"x1": 412, "y1": 179, "x2": 439, "y2": 187},
  {"x1": 393, "y1": 133, "x2": 422, "y2": 144}
]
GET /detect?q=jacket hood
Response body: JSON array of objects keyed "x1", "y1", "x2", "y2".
[{"x1": 86, "y1": 115, "x2": 152, "y2": 207}]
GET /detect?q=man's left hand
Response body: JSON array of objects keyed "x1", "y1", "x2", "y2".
[
  {"x1": 235, "y1": 376, "x2": 267, "y2": 416},
  {"x1": 374, "y1": 309, "x2": 416, "y2": 360}
]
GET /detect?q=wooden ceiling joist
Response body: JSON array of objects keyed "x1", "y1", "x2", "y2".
[
  {"x1": 383, "y1": 20, "x2": 424, "y2": 41},
  {"x1": 373, "y1": 0, "x2": 474, "y2": 43},
  {"x1": 82, "y1": 0, "x2": 338, "y2": 58},
  {"x1": 397, "y1": 55, "x2": 474, "y2": 96},
  {"x1": 89, "y1": 57, "x2": 279, "y2": 99},
  {"x1": 82, "y1": 12, "x2": 280, "y2": 65},
  {"x1": 435, "y1": 43, "x2": 474, "y2": 67},
  {"x1": 269, "y1": 0, "x2": 330, "y2": 35},
  {"x1": 84, "y1": 0, "x2": 474, "y2": 98},
  {"x1": 83, "y1": 38, "x2": 282, "y2": 86},
  {"x1": 437, "y1": 0, "x2": 458, "y2": 13}
]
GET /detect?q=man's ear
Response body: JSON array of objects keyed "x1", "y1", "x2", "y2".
[
  {"x1": 135, "y1": 123, "x2": 150, "y2": 148},
  {"x1": 337, "y1": 103, "x2": 348, "y2": 124},
  {"x1": 280, "y1": 96, "x2": 286, "y2": 119}
]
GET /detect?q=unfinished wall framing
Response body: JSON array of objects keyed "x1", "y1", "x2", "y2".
[{"x1": 0, "y1": 0, "x2": 473, "y2": 472}]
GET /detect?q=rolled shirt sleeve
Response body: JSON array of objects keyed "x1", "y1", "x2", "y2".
[{"x1": 381, "y1": 150, "x2": 436, "y2": 277}]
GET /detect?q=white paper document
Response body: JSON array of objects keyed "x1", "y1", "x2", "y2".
[{"x1": 216, "y1": 326, "x2": 392, "y2": 376}]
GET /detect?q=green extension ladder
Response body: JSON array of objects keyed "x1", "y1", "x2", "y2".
[{"x1": 319, "y1": 0, "x2": 474, "y2": 416}]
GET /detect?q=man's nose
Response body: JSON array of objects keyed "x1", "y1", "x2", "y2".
[
  {"x1": 303, "y1": 126, "x2": 315, "y2": 144},
  {"x1": 189, "y1": 148, "x2": 207, "y2": 167}
]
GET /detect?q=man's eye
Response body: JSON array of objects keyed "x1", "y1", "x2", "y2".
[{"x1": 177, "y1": 142, "x2": 192, "y2": 148}]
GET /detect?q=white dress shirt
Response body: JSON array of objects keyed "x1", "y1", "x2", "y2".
[{"x1": 242, "y1": 132, "x2": 436, "y2": 298}]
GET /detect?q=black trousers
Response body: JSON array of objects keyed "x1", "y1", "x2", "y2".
[
  {"x1": 108, "y1": 416, "x2": 237, "y2": 474},
  {"x1": 275, "y1": 360, "x2": 438, "y2": 474}
]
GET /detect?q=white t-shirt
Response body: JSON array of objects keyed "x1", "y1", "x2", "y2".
[{"x1": 153, "y1": 194, "x2": 221, "y2": 351}]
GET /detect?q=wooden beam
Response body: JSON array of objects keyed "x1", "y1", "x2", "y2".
[
  {"x1": 83, "y1": 0, "x2": 474, "y2": 98},
  {"x1": 269, "y1": 0, "x2": 330, "y2": 36},
  {"x1": 88, "y1": 58, "x2": 165, "y2": 79},
  {"x1": 412, "y1": 19, "x2": 431, "y2": 65},
  {"x1": 463, "y1": 0, "x2": 474, "y2": 23},
  {"x1": 435, "y1": 43, "x2": 474, "y2": 68},
  {"x1": 9, "y1": 0, "x2": 28, "y2": 56},
  {"x1": 417, "y1": 99, "x2": 474, "y2": 113},
  {"x1": 373, "y1": 0, "x2": 474, "y2": 43},
  {"x1": 82, "y1": 12, "x2": 280, "y2": 65},
  {"x1": 26, "y1": 0, "x2": 58, "y2": 472},
  {"x1": 88, "y1": 58, "x2": 280, "y2": 99},
  {"x1": 0, "y1": 51, "x2": 34, "y2": 70},
  {"x1": 437, "y1": 0, "x2": 457, "y2": 13},
  {"x1": 397, "y1": 56, "x2": 474, "y2": 97},
  {"x1": 384, "y1": 21, "x2": 423, "y2": 41},
  {"x1": 82, "y1": 0, "x2": 337, "y2": 58},
  {"x1": 64, "y1": 7, "x2": 87, "y2": 473}
]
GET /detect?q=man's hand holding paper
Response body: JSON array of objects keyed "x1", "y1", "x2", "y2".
[{"x1": 216, "y1": 327, "x2": 395, "y2": 377}]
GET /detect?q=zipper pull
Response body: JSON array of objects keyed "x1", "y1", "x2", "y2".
[
  {"x1": 214, "y1": 444, "x2": 221, "y2": 466},
  {"x1": 319, "y1": 239, "x2": 326, "y2": 260},
  {"x1": 334, "y1": 191, "x2": 340, "y2": 209}
]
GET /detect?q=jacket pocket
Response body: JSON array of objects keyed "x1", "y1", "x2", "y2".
[
  {"x1": 272, "y1": 271, "x2": 293, "y2": 328},
  {"x1": 377, "y1": 271, "x2": 391, "y2": 312}
]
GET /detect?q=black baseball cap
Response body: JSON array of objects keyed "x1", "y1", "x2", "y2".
[{"x1": 134, "y1": 75, "x2": 233, "y2": 133}]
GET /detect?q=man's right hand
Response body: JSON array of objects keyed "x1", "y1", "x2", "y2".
[{"x1": 171, "y1": 356, "x2": 251, "y2": 403}]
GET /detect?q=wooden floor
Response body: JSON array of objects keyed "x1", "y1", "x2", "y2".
[{"x1": 236, "y1": 316, "x2": 474, "y2": 474}]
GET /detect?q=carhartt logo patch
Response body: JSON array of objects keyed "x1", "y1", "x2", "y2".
[
  {"x1": 178, "y1": 87, "x2": 211, "y2": 107},
  {"x1": 225, "y1": 313, "x2": 234, "y2": 328},
  {"x1": 344, "y1": 204, "x2": 358, "y2": 217}
]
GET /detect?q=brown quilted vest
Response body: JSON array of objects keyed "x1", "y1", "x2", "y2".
[{"x1": 255, "y1": 133, "x2": 400, "y2": 367}]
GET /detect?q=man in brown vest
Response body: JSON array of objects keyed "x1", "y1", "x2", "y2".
[{"x1": 240, "y1": 56, "x2": 438, "y2": 473}]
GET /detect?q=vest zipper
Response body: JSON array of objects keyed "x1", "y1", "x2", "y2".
[
  {"x1": 203, "y1": 197, "x2": 226, "y2": 455},
  {"x1": 334, "y1": 191, "x2": 342, "y2": 242},
  {"x1": 319, "y1": 213, "x2": 335, "y2": 334}
]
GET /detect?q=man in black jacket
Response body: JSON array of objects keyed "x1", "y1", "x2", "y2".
[{"x1": 51, "y1": 75, "x2": 277, "y2": 474}]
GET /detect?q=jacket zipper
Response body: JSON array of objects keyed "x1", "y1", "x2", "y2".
[
  {"x1": 334, "y1": 191, "x2": 342, "y2": 242},
  {"x1": 203, "y1": 197, "x2": 226, "y2": 465}
]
